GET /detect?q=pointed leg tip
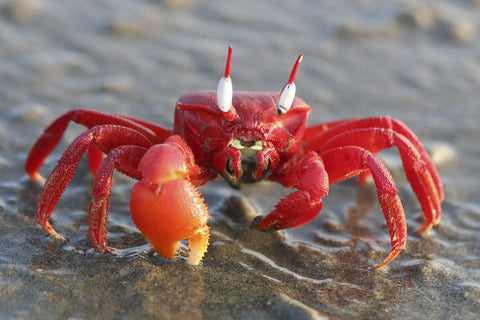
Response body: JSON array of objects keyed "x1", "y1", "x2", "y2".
[
  {"x1": 374, "y1": 257, "x2": 394, "y2": 270},
  {"x1": 374, "y1": 242, "x2": 406, "y2": 270},
  {"x1": 50, "y1": 232, "x2": 68, "y2": 243},
  {"x1": 105, "y1": 246, "x2": 116, "y2": 253},
  {"x1": 42, "y1": 222, "x2": 68, "y2": 242},
  {"x1": 92, "y1": 244, "x2": 116, "y2": 254},
  {"x1": 249, "y1": 215, "x2": 267, "y2": 230},
  {"x1": 415, "y1": 221, "x2": 434, "y2": 235},
  {"x1": 374, "y1": 262, "x2": 388, "y2": 270},
  {"x1": 30, "y1": 172, "x2": 45, "y2": 184}
]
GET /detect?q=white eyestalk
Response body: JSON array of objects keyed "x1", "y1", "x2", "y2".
[
  {"x1": 217, "y1": 76, "x2": 232, "y2": 113},
  {"x1": 217, "y1": 46, "x2": 236, "y2": 121},
  {"x1": 278, "y1": 53, "x2": 303, "y2": 115}
]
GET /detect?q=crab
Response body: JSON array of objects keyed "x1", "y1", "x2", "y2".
[{"x1": 25, "y1": 47, "x2": 443, "y2": 269}]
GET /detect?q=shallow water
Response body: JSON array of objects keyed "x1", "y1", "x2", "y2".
[{"x1": 0, "y1": 0, "x2": 479, "y2": 319}]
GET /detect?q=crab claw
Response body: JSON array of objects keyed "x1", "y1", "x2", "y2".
[{"x1": 129, "y1": 136, "x2": 210, "y2": 265}]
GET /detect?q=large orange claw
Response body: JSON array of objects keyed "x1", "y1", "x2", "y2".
[{"x1": 129, "y1": 137, "x2": 210, "y2": 265}]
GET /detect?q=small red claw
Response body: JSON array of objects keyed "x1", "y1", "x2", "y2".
[{"x1": 129, "y1": 139, "x2": 210, "y2": 265}]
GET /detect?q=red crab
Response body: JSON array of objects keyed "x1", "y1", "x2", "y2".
[{"x1": 25, "y1": 47, "x2": 443, "y2": 269}]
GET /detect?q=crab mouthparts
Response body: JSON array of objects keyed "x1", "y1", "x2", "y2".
[{"x1": 223, "y1": 138, "x2": 274, "y2": 187}]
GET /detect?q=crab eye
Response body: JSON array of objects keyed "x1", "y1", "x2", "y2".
[
  {"x1": 217, "y1": 76, "x2": 232, "y2": 113},
  {"x1": 217, "y1": 46, "x2": 236, "y2": 121},
  {"x1": 278, "y1": 53, "x2": 303, "y2": 115},
  {"x1": 278, "y1": 83, "x2": 296, "y2": 115}
]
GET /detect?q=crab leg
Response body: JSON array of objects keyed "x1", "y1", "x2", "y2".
[
  {"x1": 254, "y1": 151, "x2": 329, "y2": 230},
  {"x1": 89, "y1": 145, "x2": 147, "y2": 252},
  {"x1": 318, "y1": 127, "x2": 441, "y2": 233},
  {"x1": 130, "y1": 136, "x2": 210, "y2": 265},
  {"x1": 320, "y1": 146, "x2": 407, "y2": 269},
  {"x1": 35, "y1": 125, "x2": 153, "y2": 242},
  {"x1": 302, "y1": 118, "x2": 356, "y2": 142},
  {"x1": 87, "y1": 144, "x2": 105, "y2": 175},
  {"x1": 304, "y1": 116, "x2": 443, "y2": 202},
  {"x1": 25, "y1": 108, "x2": 171, "y2": 181}
]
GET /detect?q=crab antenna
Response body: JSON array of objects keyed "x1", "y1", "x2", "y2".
[
  {"x1": 278, "y1": 53, "x2": 303, "y2": 115},
  {"x1": 288, "y1": 53, "x2": 303, "y2": 85},
  {"x1": 217, "y1": 46, "x2": 236, "y2": 121},
  {"x1": 224, "y1": 46, "x2": 232, "y2": 78}
]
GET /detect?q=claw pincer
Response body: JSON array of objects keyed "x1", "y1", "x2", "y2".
[{"x1": 130, "y1": 136, "x2": 210, "y2": 265}]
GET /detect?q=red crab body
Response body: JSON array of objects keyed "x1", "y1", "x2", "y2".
[
  {"x1": 174, "y1": 90, "x2": 310, "y2": 186},
  {"x1": 25, "y1": 47, "x2": 443, "y2": 268}
]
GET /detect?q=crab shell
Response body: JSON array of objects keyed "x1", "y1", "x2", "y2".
[{"x1": 174, "y1": 90, "x2": 311, "y2": 187}]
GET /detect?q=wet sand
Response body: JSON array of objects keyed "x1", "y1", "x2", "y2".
[{"x1": 0, "y1": 0, "x2": 479, "y2": 319}]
